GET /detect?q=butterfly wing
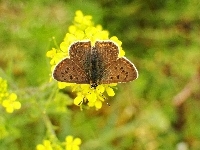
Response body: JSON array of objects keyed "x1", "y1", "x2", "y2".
[
  {"x1": 53, "y1": 58, "x2": 90, "y2": 83},
  {"x1": 69, "y1": 41, "x2": 91, "y2": 70},
  {"x1": 53, "y1": 41, "x2": 92, "y2": 84},
  {"x1": 95, "y1": 41, "x2": 119, "y2": 67},
  {"x1": 100, "y1": 57, "x2": 138, "y2": 84}
]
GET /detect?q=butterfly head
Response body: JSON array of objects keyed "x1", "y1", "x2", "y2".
[{"x1": 90, "y1": 82, "x2": 98, "y2": 89}]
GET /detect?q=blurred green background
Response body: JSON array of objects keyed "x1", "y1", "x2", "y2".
[{"x1": 0, "y1": 0, "x2": 200, "y2": 149}]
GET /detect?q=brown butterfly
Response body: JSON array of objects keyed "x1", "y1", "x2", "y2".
[{"x1": 53, "y1": 40, "x2": 138, "y2": 88}]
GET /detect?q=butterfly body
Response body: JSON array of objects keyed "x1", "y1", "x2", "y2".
[{"x1": 53, "y1": 41, "x2": 138, "y2": 88}]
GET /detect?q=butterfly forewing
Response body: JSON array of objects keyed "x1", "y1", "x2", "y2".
[
  {"x1": 95, "y1": 41, "x2": 118, "y2": 68},
  {"x1": 53, "y1": 58, "x2": 89, "y2": 83},
  {"x1": 100, "y1": 57, "x2": 138, "y2": 84},
  {"x1": 69, "y1": 41, "x2": 91, "y2": 70}
]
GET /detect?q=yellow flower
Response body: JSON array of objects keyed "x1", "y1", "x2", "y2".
[
  {"x1": 0, "y1": 77, "x2": 20, "y2": 113},
  {"x1": 46, "y1": 10, "x2": 125, "y2": 110},
  {"x1": 36, "y1": 139, "x2": 65, "y2": 150},
  {"x1": 74, "y1": 10, "x2": 93, "y2": 29},
  {"x1": 65, "y1": 135, "x2": 82, "y2": 150},
  {"x1": 2, "y1": 93, "x2": 21, "y2": 113},
  {"x1": 36, "y1": 140, "x2": 53, "y2": 150}
]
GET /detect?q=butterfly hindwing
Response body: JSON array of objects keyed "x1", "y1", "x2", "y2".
[
  {"x1": 53, "y1": 58, "x2": 89, "y2": 83},
  {"x1": 100, "y1": 57, "x2": 138, "y2": 84}
]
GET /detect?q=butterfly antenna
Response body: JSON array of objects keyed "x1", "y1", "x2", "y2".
[{"x1": 106, "y1": 102, "x2": 111, "y2": 107}]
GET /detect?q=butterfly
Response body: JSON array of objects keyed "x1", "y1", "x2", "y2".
[{"x1": 53, "y1": 40, "x2": 138, "y2": 88}]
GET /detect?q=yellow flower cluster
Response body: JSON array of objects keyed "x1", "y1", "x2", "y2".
[
  {"x1": 36, "y1": 140, "x2": 53, "y2": 150},
  {"x1": 46, "y1": 10, "x2": 125, "y2": 110},
  {"x1": 65, "y1": 135, "x2": 81, "y2": 150},
  {"x1": 36, "y1": 136, "x2": 81, "y2": 150},
  {"x1": 0, "y1": 77, "x2": 21, "y2": 113}
]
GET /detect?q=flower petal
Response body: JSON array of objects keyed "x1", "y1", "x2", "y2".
[
  {"x1": 95, "y1": 100, "x2": 102, "y2": 110},
  {"x1": 73, "y1": 138, "x2": 82, "y2": 145},
  {"x1": 106, "y1": 87, "x2": 115, "y2": 96},
  {"x1": 74, "y1": 94, "x2": 84, "y2": 106}
]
